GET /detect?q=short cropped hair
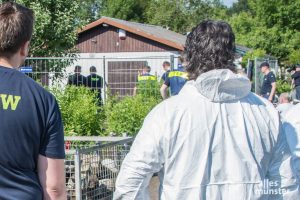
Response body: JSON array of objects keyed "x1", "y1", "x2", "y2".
[
  {"x1": 163, "y1": 61, "x2": 170, "y2": 67},
  {"x1": 0, "y1": 2, "x2": 34, "y2": 58},
  {"x1": 184, "y1": 20, "x2": 236, "y2": 80},
  {"x1": 90, "y1": 66, "x2": 97, "y2": 73},
  {"x1": 74, "y1": 65, "x2": 81, "y2": 72},
  {"x1": 143, "y1": 66, "x2": 151, "y2": 73},
  {"x1": 279, "y1": 93, "x2": 290, "y2": 102}
]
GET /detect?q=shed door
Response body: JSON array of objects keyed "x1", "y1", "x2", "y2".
[{"x1": 108, "y1": 61, "x2": 147, "y2": 97}]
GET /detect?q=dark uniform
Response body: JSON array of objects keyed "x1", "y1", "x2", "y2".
[
  {"x1": 164, "y1": 65, "x2": 188, "y2": 96},
  {"x1": 261, "y1": 71, "x2": 276, "y2": 100},
  {"x1": 161, "y1": 70, "x2": 170, "y2": 82},
  {"x1": 68, "y1": 74, "x2": 86, "y2": 86},
  {"x1": 292, "y1": 71, "x2": 300, "y2": 100},
  {"x1": 86, "y1": 74, "x2": 104, "y2": 102}
]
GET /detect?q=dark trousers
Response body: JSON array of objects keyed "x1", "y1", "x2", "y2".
[{"x1": 296, "y1": 86, "x2": 300, "y2": 100}]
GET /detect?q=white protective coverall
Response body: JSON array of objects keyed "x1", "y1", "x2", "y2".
[
  {"x1": 114, "y1": 69, "x2": 299, "y2": 200},
  {"x1": 283, "y1": 104, "x2": 300, "y2": 176}
]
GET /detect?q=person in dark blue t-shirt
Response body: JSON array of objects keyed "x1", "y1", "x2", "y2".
[
  {"x1": 292, "y1": 64, "x2": 300, "y2": 100},
  {"x1": 68, "y1": 65, "x2": 87, "y2": 86},
  {"x1": 0, "y1": 2, "x2": 66, "y2": 200},
  {"x1": 86, "y1": 66, "x2": 104, "y2": 104},
  {"x1": 160, "y1": 57, "x2": 188, "y2": 99},
  {"x1": 260, "y1": 62, "x2": 276, "y2": 102}
]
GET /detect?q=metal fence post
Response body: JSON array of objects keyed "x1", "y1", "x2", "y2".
[
  {"x1": 74, "y1": 150, "x2": 82, "y2": 200},
  {"x1": 170, "y1": 55, "x2": 175, "y2": 70},
  {"x1": 103, "y1": 56, "x2": 107, "y2": 103}
]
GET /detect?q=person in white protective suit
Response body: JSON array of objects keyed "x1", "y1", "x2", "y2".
[
  {"x1": 283, "y1": 104, "x2": 300, "y2": 174},
  {"x1": 114, "y1": 20, "x2": 300, "y2": 200}
]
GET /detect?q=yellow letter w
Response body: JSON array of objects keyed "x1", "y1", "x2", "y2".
[{"x1": 0, "y1": 94, "x2": 21, "y2": 111}]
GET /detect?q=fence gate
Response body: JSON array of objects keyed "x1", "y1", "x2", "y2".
[{"x1": 107, "y1": 61, "x2": 147, "y2": 97}]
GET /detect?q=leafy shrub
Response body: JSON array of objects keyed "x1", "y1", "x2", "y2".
[
  {"x1": 276, "y1": 79, "x2": 292, "y2": 94},
  {"x1": 50, "y1": 86, "x2": 105, "y2": 136},
  {"x1": 105, "y1": 95, "x2": 160, "y2": 136},
  {"x1": 136, "y1": 80, "x2": 162, "y2": 100}
]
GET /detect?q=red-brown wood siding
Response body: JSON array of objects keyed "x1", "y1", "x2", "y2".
[{"x1": 76, "y1": 26, "x2": 178, "y2": 53}]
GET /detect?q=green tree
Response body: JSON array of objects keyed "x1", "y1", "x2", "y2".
[
  {"x1": 76, "y1": 0, "x2": 105, "y2": 23},
  {"x1": 102, "y1": 0, "x2": 151, "y2": 22},
  {"x1": 146, "y1": 0, "x2": 189, "y2": 33},
  {"x1": 229, "y1": 0, "x2": 300, "y2": 63},
  {"x1": 15, "y1": 0, "x2": 80, "y2": 57},
  {"x1": 229, "y1": 0, "x2": 250, "y2": 14}
]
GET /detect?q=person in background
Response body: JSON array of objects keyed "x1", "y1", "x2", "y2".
[
  {"x1": 114, "y1": 20, "x2": 299, "y2": 200},
  {"x1": 160, "y1": 56, "x2": 188, "y2": 99},
  {"x1": 0, "y1": 2, "x2": 66, "y2": 200},
  {"x1": 161, "y1": 61, "x2": 171, "y2": 82},
  {"x1": 291, "y1": 64, "x2": 300, "y2": 100},
  {"x1": 68, "y1": 65, "x2": 86, "y2": 86},
  {"x1": 86, "y1": 66, "x2": 104, "y2": 104},
  {"x1": 260, "y1": 62, "x2": 276, "y2": 102},
  {"x1": 133, "y1": 66, "x2": 157, "y2": 96},
  {"x1": 276, "y1": 92, "x2": 293, "y2": 116}
]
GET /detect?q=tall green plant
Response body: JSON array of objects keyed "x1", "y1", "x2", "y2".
[
  {"x1": 50, "y1": 86, "x2": 105, "y2": 136},
  {"x1": 105, "y1": 95, "x2": 160, "y2": 136}
]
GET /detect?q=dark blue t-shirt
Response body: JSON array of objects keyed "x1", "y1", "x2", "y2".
[
  {"x1": 292, "y1": 71, "x2": 300, "y2": 87},
  {"x1": 261, "y1": 71, "x2": 276, "y2": 95},
  {"x1": 164, "y1": 66, "x2": 188, "y2": 96},
  {"x1": 161, "y1": 70, "x2": 170, "y2": 82},
  {"x1": 0, "y1": 66, "x2": 65, "y2": 199}
]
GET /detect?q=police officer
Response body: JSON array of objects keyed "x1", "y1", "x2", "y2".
[
  {"x1": 292, "y1": 64, "x2": 300, "y2": 100},
  {"x1": 161, "y1": 61, "x2": 171, "y2": 82},
  {"x1": 133, "y1": 66, "x2": 157, "y2": 96},
  {"x1": 86, "y1": 66, "x2": 104, "y2": 103},
  {"x1": 160, "y1": 57, "x2": 188, "y2": 99},
  {"x1": 260, "y1": 62, "x2": 276, "y2": 102},
  {"x1": 68, "y1": 65, "x2": 86, "y2": 86}
]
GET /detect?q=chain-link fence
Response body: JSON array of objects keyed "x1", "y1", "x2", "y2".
[
  {"x1": 22, "y1": 56, "x2": 181, "y2": 99},
  {"x1": 246, "y1": 58, "x2": 278, "y2": 94},
  {"x1": 64, "y1": 137, "x2": 133, "y2": 200}
]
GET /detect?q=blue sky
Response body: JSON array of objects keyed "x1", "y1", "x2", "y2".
[{"x1": 222, "y1": 0, "x2": 237, "y2": 7}]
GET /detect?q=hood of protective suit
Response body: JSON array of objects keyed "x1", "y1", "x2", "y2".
[{"x1": 194, "y1": 69, "x2": 251, "y2": 102}]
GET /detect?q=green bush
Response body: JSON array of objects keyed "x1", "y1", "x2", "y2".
[
  {"x1": 105, "y1": 95, "x2": 160, "y2": 136},
  {"x1": 50, "y1": 86, "x2": 105, "y2": 136},
  {"x1": 136, "y1": 80, "x2": 162, "y2": 100},
  {"x1": 276, "y1": 79, "x2": 292, "y2": 94}
]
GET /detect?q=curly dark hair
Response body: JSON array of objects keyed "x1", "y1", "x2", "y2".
[{"x1": 184, "y1": 20, "x2": 236, "y2": 80}]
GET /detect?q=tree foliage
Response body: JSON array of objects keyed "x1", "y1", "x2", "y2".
[
  {"x1": 102, "y1": 0, "x2": 150, "y2": 23},
  {"x1": 1, "y1": 0, "x2": 298, "y2": 64},
  {"x1": 14, "y1": 0, "x2": 80, "y2": 56},
  {"x1": 230, "y1": 0, "x2": 300, "y2": 63}
]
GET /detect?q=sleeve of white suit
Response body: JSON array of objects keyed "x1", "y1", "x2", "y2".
[
  {"x1": 113, "y1": 105, "x2": 165, "y2": 200},
  {"x1": 266, "y1": 122, "x2": 300, "y2": 199}
]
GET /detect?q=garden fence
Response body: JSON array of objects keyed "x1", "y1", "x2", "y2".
[
  {"x1": 64, "y1": 136, "x2": 134, "y2": 200},
  {"x1": 22, "y1": 56, "x2": 180, "y2": 99}
]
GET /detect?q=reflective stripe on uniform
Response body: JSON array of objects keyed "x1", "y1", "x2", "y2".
[
  {"x1": 138, "y1": 75, "x2": 157, "y2": 81},
  {"x1": 91, "y1": 77, "x2": 100, "y2": 81},
  {"x1": 168, "y1": 71, "x2": 188, "y2": 79}
]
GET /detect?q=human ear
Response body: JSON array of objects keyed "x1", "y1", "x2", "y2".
[{"x1": 20, "y1": 41, "x2": 30, "y2": 57}]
